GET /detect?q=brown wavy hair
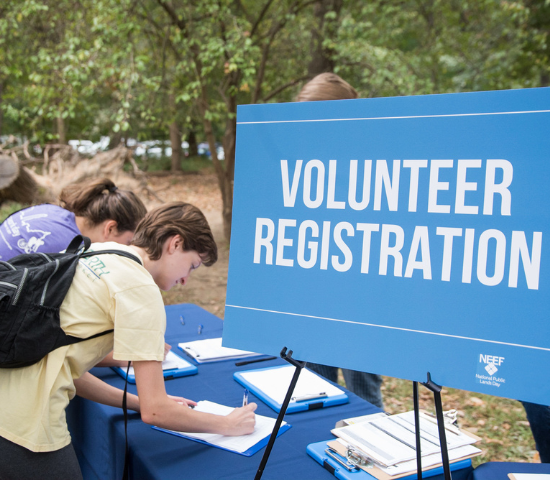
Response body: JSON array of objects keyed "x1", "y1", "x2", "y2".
[
  {"x1": 296, "y1": 72, "x2": 358, "y2": 102},
  {"x1": 131, "y1": 202, "x2": 218, "y2": 266},
  {"x1": 59, "y1": 178, "x2": 147, "y2": 233}
]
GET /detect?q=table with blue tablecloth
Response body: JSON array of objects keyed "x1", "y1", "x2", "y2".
[
  {"x1": 66, "y1": 303, "x2": 474, "y2": 480},
  {"x1": 469, "y1": 462, "x2": 550, "y2": 480}
]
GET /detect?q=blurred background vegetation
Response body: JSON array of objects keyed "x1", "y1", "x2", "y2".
[{"x1": 2, "y1": 0, "x2": 550, "y2": 239}]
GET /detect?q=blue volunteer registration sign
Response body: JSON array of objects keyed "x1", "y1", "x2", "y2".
[{"x1": 223, "y1": 87, "x2": 550, "y2": 405}]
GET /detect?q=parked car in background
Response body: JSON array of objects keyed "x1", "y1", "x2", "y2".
[
  {"x1": 129, "y1": 139, "x2": 223, "y2": 160},
  {"x1": 131, "y1": 140, "x2": 170, "y2": 158},
  {"x1": 68, "y1": 137, "x2": 110, "y2": 156},
  {"x1": 198, "y1": 142, "x2": 225, "y2": 160}
]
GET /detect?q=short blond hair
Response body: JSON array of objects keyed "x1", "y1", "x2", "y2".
[{"x1": 296, "y1": 73, "x2": 358, "y2": 102}]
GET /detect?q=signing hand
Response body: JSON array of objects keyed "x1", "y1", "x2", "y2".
[{"x1": 224, "y1": 403, "x2": 257, "y2": 436}]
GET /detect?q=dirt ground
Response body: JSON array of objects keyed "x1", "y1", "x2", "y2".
[{"x1": 144, "y1": 173, "x2": 229, "y2": 317}]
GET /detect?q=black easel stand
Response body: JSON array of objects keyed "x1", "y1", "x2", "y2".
[
  {"x1": 413, "y1": 373, "x2": 452, "y2": 480},
  {"x1": 254, "y1": 347, "x2": 306, "y2": 480}
]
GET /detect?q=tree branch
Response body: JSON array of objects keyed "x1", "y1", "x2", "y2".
[
  {"x1": 156, "y1": 0, "x2": 187, "y2": 33},
  {"x1": 262, "y1": 75, "x2": 309, "y2": 102},
  {"x1": 250, "y1": 0, "x2": 275, "y2": 38}
]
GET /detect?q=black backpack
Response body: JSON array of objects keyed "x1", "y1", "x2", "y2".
[{"x1": 0, "y1": 235, "x2": 141, "y2": 368}]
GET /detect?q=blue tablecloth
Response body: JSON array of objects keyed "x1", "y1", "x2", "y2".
[
  {"x1": 66, "y1": 303, "x2": 473, "y2": 480},
  {"x1": 470, "y1": 462, "x2": 550, "y2": 480}
]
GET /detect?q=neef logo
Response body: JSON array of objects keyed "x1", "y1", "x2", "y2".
[{"x1": 480, "y1": 354, "x2": 505, "y2": 366}]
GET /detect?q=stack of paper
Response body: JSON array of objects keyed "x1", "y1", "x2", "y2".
[
  {"x1": 330, "y1": 410, "x2": 482, "y2": 479},
  {"x1": 178, "y1": 337, "x2": 261, "y2": 363}
]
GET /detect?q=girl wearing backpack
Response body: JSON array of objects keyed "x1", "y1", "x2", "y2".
[
  {"x1": 0, "y1": 177, "x2": 147, "y2": 261},
  {"x1": 0, "y1": 177, "x2": 171, "y2": 369},
  {"x1": 0, "y1": 202, "x2": 257, "y2": 480}
]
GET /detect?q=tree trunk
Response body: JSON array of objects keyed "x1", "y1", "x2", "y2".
[
  {"x1": 198, "y1": 84, "x2": 233, "y2": 242},
  {"x1": 57, "y1": 116, "x2": 66, "y2": 145},
  {"x1": 110, "y1": 131, "x2": 123, "y2": 149},
  {"x1": 169, "y1": 121, "x2": 182, "y2": 172},
  {"x1": 220, "y1": 107, "x2": 237, "y2": 243},
  {"x1": 0, "y1": 81, "x2": 4, "y2": 137},
  {"x1": 307, "y1": 0, "x2": 343, "y2": 77},
  {"x1": 169, "y1": 94, "x2": 182, "y2": 172},
  {"x1": 187, "y1": 129, "x2": 198, "y2": 157}
]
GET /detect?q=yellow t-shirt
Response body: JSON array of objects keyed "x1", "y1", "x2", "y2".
[{"x1": 0, "y1": 242, "x2": 165, "y2": 452}]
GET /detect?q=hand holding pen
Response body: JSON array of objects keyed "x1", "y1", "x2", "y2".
[{"x1": 225, "y1": 395, "x2": 257, "y2": 436}]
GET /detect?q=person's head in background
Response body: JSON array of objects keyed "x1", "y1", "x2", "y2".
[
  {"x1": 59, "y1": 177, "x2": 147, "y2": 245},
  {"x1": 296, "y1": 72, "x2": 358, "y2": 102}
]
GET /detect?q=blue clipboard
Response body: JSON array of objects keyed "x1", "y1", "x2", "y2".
[
  {"x1": 111, "y1": 351, "x2": 198, "y2": 384},
  {"x1": 151, "y1": 422, "x2": 291, "y2": 457},
  {"x1": 307, "y1": 440, "x2": 472, "y2": 480},
  {"x1": 234, "y1": 364, "x2": 349, "y2": 413}
]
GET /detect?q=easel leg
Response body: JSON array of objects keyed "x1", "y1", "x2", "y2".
[
  {"x1": 413, "y1": 381, "x2": 423, "y2": 480},
  {"x1": 254, "y1": 347, "x2": 306, "y2": 480},
  {"x1": 422, "y1": 373, "x2": 452, "y2": 480}
]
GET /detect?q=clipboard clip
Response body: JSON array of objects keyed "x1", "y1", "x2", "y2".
[
  {"x1": 183, "y1": 346, "x2": 200, "y2": 358},
  {"x1": 325, "y1": 447, "x2": 358, "y2": 472},
  {"x1": 291, "y1": 392, "x2": 328, "y2": 402},
  {"x1": 346, "y1": 445, "x2": 374, "y2": 468}
]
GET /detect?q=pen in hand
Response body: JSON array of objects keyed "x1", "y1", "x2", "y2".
[{"x1": 242, "y1": 388, "x2": 249, "y2": 407}]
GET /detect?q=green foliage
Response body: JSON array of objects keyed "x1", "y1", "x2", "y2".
[
  {"x1": 2, "y1": 0, "x2": 549, "y2": 147},
  {"x1": 335, "y1": 0, "x2": 539, "y2": 98},
  {"x1": 132, "y1": 154, "x2": 216, "y2": 173},
  {"x1": 0, "y1": 202, "x2": 27, "y2": 222},
  {"x1": 180, "y1": 156, "x2": 218, "y2": 174}
]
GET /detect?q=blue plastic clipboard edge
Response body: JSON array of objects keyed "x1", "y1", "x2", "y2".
[
  {"x1": 233, "y1": 364, "x2": 349, "y2": 413},
  {"x1": 151, "y1": 422, "x2": 291, "y2": 457},
  {"x1": 307, "y1": 440, "x2": 371, "y2": 479},
  {"x1": 307, "y1": 440, "x2": 473, "y2": 480},
  {"x1": 111, "y1": 353, "x2": 198, "y2": 384}
]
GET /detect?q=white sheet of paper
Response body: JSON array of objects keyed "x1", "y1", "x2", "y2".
[
  {"x1": 509, "y1": 475, "x2": 550, "y2": 480},
  {"x1": 178, "y1": 338, "x2": 259, "y2": 362},
  {"x1": 395, "y1": 411, "x2": 477, "y2": 449},
  {"x1": 239, "y1": 366, "x2": 344, "y2": 405},
  {"x1": 164, "y1": 400, "x2": 285, "y2": 453},
  {"x1": 369, "y1": 415, "x2": 441, "y2": 456}
]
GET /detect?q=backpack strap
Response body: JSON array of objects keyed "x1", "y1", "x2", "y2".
[
  {"x1": 66, "y1": 235, "x2": 91, "y2": 254},
  {"x1": 80, "y1": 249, "x2": 142, "y2": 265},
  {"x1": 63, "y1": 327, "x2": 115, "y2": 346},
  {"x1": 122, "y1": 361, "x2": 131, "y2": 480}
]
